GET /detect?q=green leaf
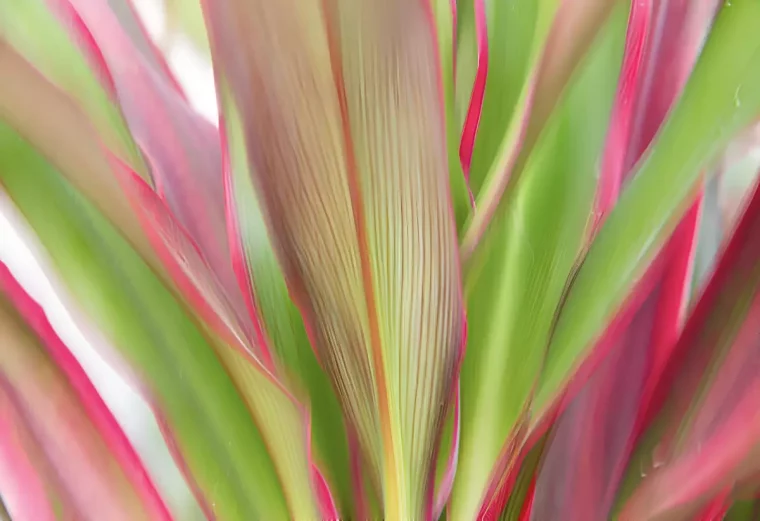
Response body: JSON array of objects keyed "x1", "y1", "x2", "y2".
[
  {"x1": 462, "y1": 0, "x2": 538, "y2": 197},
  {"x1": 0, "y1": 124, "x2": 290, "y2": 521},
  {"x1": 451, "y1": 7, "x2": 627, "y2": 519},
  {"x1": 535, "y1": 0, "x2": 760, "y2": 418},
  {"x1": 725, "y1": 501, "x2": 760, "y2": 521},
  {"x1": 0, "y1": 0, "x2": 145, "y2": 176},
  {"x1": 203, "y1": 1, "x2": 466, "y2": 517},
  {"x1": 0, "y1": 41, "x2": 158, "y2": 271},
  {"x1": 454, "y1": 0, "x2": 479, "y2": 133},
  {"x1": 497, "y1": 439, "x2": 545, "y2": 521},
  {"x1": 460, "y1": 0, "x2": 617, "y2": 260},
  {"x1": 0, "y1": 272, "x2": 170, "y2": 521},
  {"x1": 4, "y1": 8, "x2": 324, "y2": 515}
]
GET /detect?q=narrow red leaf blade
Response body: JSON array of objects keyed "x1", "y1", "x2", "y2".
[{"x1": 458, "y1": 0, "x2": 487, "y2": 179}]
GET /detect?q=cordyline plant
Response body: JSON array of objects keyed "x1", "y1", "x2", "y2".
[{"x1": 2, "y1": 0, "x2": 760, "y2": 519}]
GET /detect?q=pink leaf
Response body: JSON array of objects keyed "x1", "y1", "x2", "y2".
[
  {"x1": 0, "y1": 262, "x2": 171, "y2": 521},
  {"x1": 0, "y1": 385, "x2": 61, "y2": 521},
  {"x1": 527, "y1": 2, "x2": 717, "y2": 519},
  {"x1": 458, "y1": 0, "x2": 488, "y2": 179}
]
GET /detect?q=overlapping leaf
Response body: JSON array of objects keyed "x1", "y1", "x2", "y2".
[
  {"x1": 0, "y1": 124, "x2": 291, "y2": 520},
  {"x1": 0, "y1": 262, "x2": 170, "y2": 521},
  {"x1": 530, "y1": 2, "x2": 717, "y2": 519},
  {"x1": 534, "y1": 0, "x2": 760, "y2": 419},
  {"x1": 452, "y1": 1, "x2": 760, "y2": 518},
  {"x1": 219, "y1": 84, "x2": 352, "y2": 516},
  {"x1": 617, "y1": 172, "x2": 760, "y2": 519},
  {"x1": 202, "y1": 1, "x2": 465, "y2": 518},
  {"x1": 3, "y1": 0, "x2": 760, "y2": 519},
  {"x1": 0, "y1": 41, "x2": 157, "y2": 269},
  {"x1": 0, "y1": 0, "x2": 146, "y2": 175},
  {"x1": 2, "y1": 2, "x2": 335, "y2": 517},
  {"x1": 431, "y1": 0, "x2": 472, "y2": 231},
  {"x1": 450, "y1": 7, "x2": 627, "y2": 518},
  {"x1": 459, "y1": 0, "x2": 618, "y2": 259}
]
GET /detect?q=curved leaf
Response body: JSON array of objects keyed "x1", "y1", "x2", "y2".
[
  {"x1": 5, "y1": 3, "x2": 327, "y2": 515},
  {"x1": 0, "y1": 124, "x2": 290, "y2": 520},
  {"x1": 450, "y1": 8, "x2": 627, "y2": 518},
  {"x1": 460, "y1": 0, "x2": 617, "y2": 260},
  {"x1": 530, "y1": 2, "x2": 716, "y2": 518},
  {"x1": 618, "y1": 174, "x2": 760, "y2": 520},
  {"x1": 219, "y1": 86, "x2": 349, "y2": 518},
  {"x1": 0, "y1": 264, "x2": 170, "y2": 521},
  {"x1": 202, "y1": 1, "x2": 465, "y2": 517}
]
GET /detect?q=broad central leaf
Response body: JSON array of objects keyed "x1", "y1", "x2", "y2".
[{"x1": 202, "y1": 0, "x2": 465, "y2": 517}]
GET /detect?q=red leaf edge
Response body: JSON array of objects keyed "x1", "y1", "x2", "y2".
[
  {"x1": 0, "y1": 383, "x2": 60, "y2": 521},
  {"x1": 0, "y1": 261, "x2": 172, "y2": 521},
  {"x1": 458, "y1": 0, "x2": 488, "y2": 180}
]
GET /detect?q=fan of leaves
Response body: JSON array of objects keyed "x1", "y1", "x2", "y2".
[{"x1": 1, "y1": 0, "x2": 760, "y2": 520}]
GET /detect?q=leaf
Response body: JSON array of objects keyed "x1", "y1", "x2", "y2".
[
  {"x1": 57, "y1": 0, "x2": 236, "y2": 298},
  {"x1": 725, "y1": 500, "x2": 760, "y2": 521},
  {"x1": 457, "y1": 0, "x2": 536, "y2": 198},
  {"x1": 4, "y1": 0, "x2": 232, "y2": 310},
  {"x1": 0, "y1": 40, "x2": 157, "y2": 270},
  {"x1": 0, "y1": 263, "x2": 170, "y2": 521},
  {"x1": 459, "y1": 0, "x2": 618, "y2": 260},
  {"x1": 219, "y1": 84, "x2": 350, "y2": 518},
  {"x1": 201, "y1": 1, "x2": 465, "y2": 517},
  {"x1": 534, "y1": 0, "x2": 760, "y2": 422},
  {"x1": 0, "y1": 378, "x2": 67, "y2": 521},
  {"x1": 0, "y1": 0, "x2": 145, "y2": 173},
  {"x1": 618, "y1": 173, "x2": 760, "y2": 519},
  {"x1": 531, "y1": 286, "x2": 663, "y2": 521},
  {"x1": 593, "y1": 0, "x2": 655, "y2": 218},
  {"x1": 99, "y1": 0, "x2": 188, "y2": 95},
  {"x1": 457, "y1": 0, "x2": 489, "y2": 181},
  {"x1": 6, "y1": 3, "x2": 329, "y2": 515},
  {"x1": 453, "y1": 0, "x2": 479, "y2": 132},
  {"x1": 494, "y1": 436, "x2": 545, "y2": 521},
  {"x1": 433, "y1": 384, "x2": 461, "y2": 519},
  {"x1": 430, "y1": 0, "x2": 473, "y2": 232},
  {"x1": 449, "y1": 7, "x2": 627, "y2": 518},
  {"x1": 597, "y1": 0, "x2": 722, "y2": 221},
  {"x1": 529, "y1": 2, "x2": 716, "y2": 518},
  {"x1": 0, "y1": 124, "x2": 291, "y2": 521}
]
